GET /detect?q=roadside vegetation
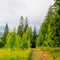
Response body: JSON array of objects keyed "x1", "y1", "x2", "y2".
[
  {"x1": 40, "y1": 47, "x2": 60, "y2": 60},
  {"x1": 0, "y1": 48, "x2": 32, "y2": 60}
]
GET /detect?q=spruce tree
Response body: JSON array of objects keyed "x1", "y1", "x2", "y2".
[
  {"x1": 17, "y1": 16, "x2": 24, "y2": 37},
  {"x1": 25, "y1": 27, "x2": 32, "y2": 41},
  {"x1": 32, "y1": 26, "x2": 37, "y2": 48},
  {"x1": 49, "y1": 0, "x2": 60, "y2": 47},
  {"x1": 24, "y1": 17, "x2": 28, "y2": 33},
  {"x1": 6, "y1": 32, "x2": 16, "y2": 49},
  {"x1": 3, "y1": 23, "x2": 9, "y2": 45},
  {"x1": 36, "y1": 0, "x2": 60, "y2": 47},
  {"x1": 46, "y1": 0, "x2": 60, "y2": 47},
  {"x1": 25, "y1": 27, "x2": 32, "y2": 47}
]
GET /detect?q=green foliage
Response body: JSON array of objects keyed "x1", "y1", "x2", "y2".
[
  {"x1": 17, "y1": 16, "x2": 24, "y2": 37},
  {"x1": 0, "y1": 38, "x2": 4, "y2": 48},
  {"x1": 21, "y1": 34, "x2": 31, "y2": 49},
  {"x1": 6, "y1": 28, "x2": 31, "y2": 49},
  {"x1": 21, "y1": 27, "x2": 32, "y2": 49},
  {"x1": 3, "y1": 23, "x2": 9, "y2": 45},
  {"x1": 24, "y1": 17, "x2": 28, "y2": 33},
  {"x1": 32, "y1": 26, "x2": 37, "y2": 48},
  {"x1": 14, "y1": 35, "x2": 21, "y2": 49},
  {"x1": 25, "y1": 27, "x2": 32, "y2": 47},
  {"x1": 17, "y1": 25, "x2": 23, "y2": 37},
  {"x1": 36, "y1": 0, "x2": 60, "y2": 47},
  {"x1": 40, "y1": 47, "x2": 60, "y2": 60},
  {"x1": 16, "y1": 26, "x2": 32, "y2": 49},
  {"x1": 0, "y1": 48, "x2": 32, "y2": 60},
  {"x1": 25, "y1": 27, "x2": 32, "y2": 41},
  {"x1": 3, "y1": 16, "x2": 33, "y2": 49},
  {"x1": 6, "y1": 32, "x2": 16, "y2": 49}
]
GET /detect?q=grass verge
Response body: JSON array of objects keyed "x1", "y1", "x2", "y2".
[
  {"x1": 40, "y1": 47, "x2": 60, "y2": 60},
  {"x1": 0, "y1": 48, "x2": 32, "y2": 60}
]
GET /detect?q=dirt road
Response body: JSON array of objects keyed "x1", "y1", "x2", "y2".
[{"x1": 30, "y1": 48, "x2": 49, "y2": 60}]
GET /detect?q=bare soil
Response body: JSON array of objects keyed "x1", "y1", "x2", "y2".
[{"x1": 30, "y1": 48, "x2": 49, "y2": 60}]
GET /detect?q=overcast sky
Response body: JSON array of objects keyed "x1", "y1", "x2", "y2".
[{"x1": 0, "y1": 0, "x2": 54, "y2": 31}]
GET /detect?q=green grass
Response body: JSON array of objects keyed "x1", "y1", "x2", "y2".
[
  {"x1": 0, "y1": 48, "x2": 32, "y2": 60},
  {"x1": 40, "y1": 47, "x2": 60, "y2": 60}
]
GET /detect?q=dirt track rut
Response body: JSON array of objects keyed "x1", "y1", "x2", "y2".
[{"x1": 30, "y1": 48, "x2": 49, "y2": 60}]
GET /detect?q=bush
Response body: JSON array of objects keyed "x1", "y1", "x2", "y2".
[
  {"x1": 6, "y1": 32, "x2": 16, "y2": 49},
  {"x1": 0, "y1": 38, "x2": 4, "y2": 48}
]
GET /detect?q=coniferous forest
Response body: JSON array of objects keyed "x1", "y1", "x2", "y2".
[{"x1": 0, "y1": 0, "x2": 60, "y2": 60}]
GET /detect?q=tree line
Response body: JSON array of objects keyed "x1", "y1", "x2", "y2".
[
  {"x1": 36, "y1": 0, "x2": 60, "y2": 47},
  {"x1": 0, "y1": 0, "x2": 60, "y2": 49},
  {"x1": 0, "y1": 16, "x2": 37, "y2": 49}
]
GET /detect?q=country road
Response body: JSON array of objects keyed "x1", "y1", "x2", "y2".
[{"x1": 30, "y1": 48, "x2": 49, "y2": 60}]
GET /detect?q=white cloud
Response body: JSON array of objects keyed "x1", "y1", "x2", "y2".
[{"x1": 0, "y1": 0, "x2": 54, "y2": 31}]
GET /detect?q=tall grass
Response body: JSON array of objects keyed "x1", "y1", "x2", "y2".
[
  {"x1": 0, "y1": 48, "x2": 32, "y2": 60},
  {"x1": 40, "y1": 47, "x2": 60, "y2": 60}
]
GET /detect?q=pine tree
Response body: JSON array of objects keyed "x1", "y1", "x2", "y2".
[
  {"x1": 32, "y1": 26, "x2": 37, "y2": 48},
  {"x1": 24, "y1": 17, "x2": 28, "y2": 33},
  {"x1": 14, "y1": 35, "x2": 21, "y2": 49},
  {"x1": 6, "y1": 32, "x2": 16, "y2": 49},
  {"x1": 22, "y1": 33, "x2": 30, "y2": 49},
  {"x1": 46, "y1": 0, "x2": 60, "y2": 47},
  {"x1": 49, "y1": 0, "x2": 60, "y2": 47},
  {"x1": 17, "y1": 16, "x2": 24, "y2": 37},
  {"x1": 33, "y1": 26, "x2": 37, "y2": 39},
  {"x1": 25, "y1": 27, "x2": 32, "y2": 47},
  {"x1": 3, "y1": 23, "x2": 9, "y2": 45},
  {"x1": 43, "y1": 6, "x2": 55, "y2": 47},
  {"x1": 20, "y1": 27, "x2": 32, "y2": 49},
  {"x1": 0, "y1": 38, "x2": 4, "y2": 48},
  {"x1": 36, "y1": 0, "x2": 60, "y2": 47}
]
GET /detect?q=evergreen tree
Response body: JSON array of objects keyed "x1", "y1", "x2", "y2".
[
  {"x1": 21, "y1": 33, "x2": 31, "y2": 49},
  {"x1": 19, "y1": 27, "x2": 32, "y2": 49},
  {"x1": 0, "y1": 38, "x2": 4, "y2": 48},
  {"x1": 46, "y1": 0, "x2": 60, "y2": 47},
  {"x1": 48, "y1": 0, "x2": 60, "y2": 47},
  {"x1": 24, "y1": 17, "x2": 28, "y2": 33},
  {"x1": 6, "y1": 32, "x2": 16, "y2": 49},
  {"x1": 17, "y1": 16, "x2": 24, "y2": 37},
  {"x1": 14, "y1": 35, "x2": 21, "y2": 49},
  {"x1": 43, "y1": 6, "x2": 55, "y2": 47},
  {"x1": 17, "y1": 25, "x2": 22, "y2": 37},
  {"x1": 36, "y1": 23, "x2": 48, "y2": 47},
  {"x1": 25, "y1": 27, "x2": 32, "y2": 47},
  {"x1": 36, "y1": 0, "x2": 60, "y2": 47},
  {"x1": 32, "y1": 26, "x2": 37, "y2": 48},
  {"x1": 3, "y1": 23, "x2": 9, "y2": 45}
]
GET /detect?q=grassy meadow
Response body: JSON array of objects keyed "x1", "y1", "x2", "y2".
[{"x1": 0, "y1": 48, "x2": 32, "y2": 60}]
